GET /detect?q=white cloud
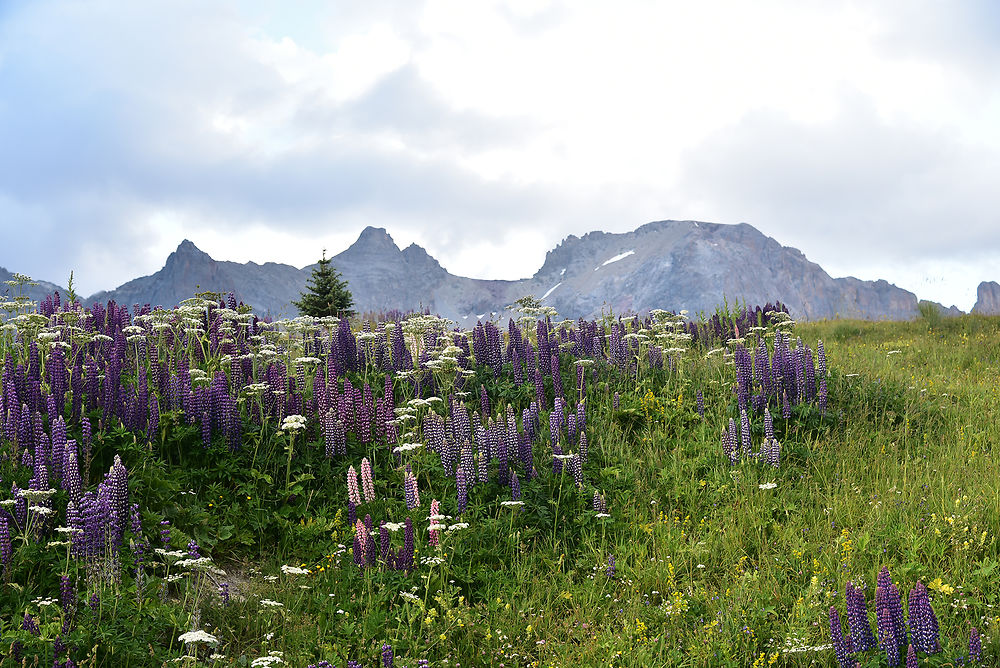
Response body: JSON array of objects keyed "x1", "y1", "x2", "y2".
[{"x1": 0, "y1": 0, "x2": 998, "y2": 309}]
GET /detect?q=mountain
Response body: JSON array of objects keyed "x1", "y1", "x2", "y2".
[
  {"x1": 0, "y1": 221, "x2": 977, "y2": 322},
  {"x1": 0, "y1": 267, "x2": 67, "y2": 305},
  {"x1": 86, "y1": 240, "x2": 306, "y2": 317},
  {"x1": 524, "y1": 221, "x2": 920, "y2": 320},
  {"x1": 972, "y1": 281, "x2": 1000, "y2": 315}
]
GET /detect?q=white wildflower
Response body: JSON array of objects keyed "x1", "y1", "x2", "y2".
[
  {"x1": 280, "y1": 414, "x2": 307, "y2": 432},
  {"x1": 178, "y1": 629, "x2": 219, "y2": 645}
]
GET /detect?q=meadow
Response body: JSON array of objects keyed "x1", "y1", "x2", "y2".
[{"x1": 0, "y1": 277, "x2": 996, "y2": 667}]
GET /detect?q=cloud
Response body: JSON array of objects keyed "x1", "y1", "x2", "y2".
[
  {"x1": 678, "y1": 94, "x2": 1000, "y2": 253},
  {"x1": 0, "y1": 0, "x2": 567, "y2": 293},
  {"x1": 1, "y1": 0, "x2": 999, "y2": 309},
  {"x1": 675, "y1": 94, "x2": 1000, "y2": 309}
]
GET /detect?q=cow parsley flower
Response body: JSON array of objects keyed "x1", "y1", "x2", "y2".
[
  {"x1": 178, "y1": 629, "x2": 219, "y2": 645},
  {"x1": 280, "y1": 414, "x2": 307, "y2": 432}
]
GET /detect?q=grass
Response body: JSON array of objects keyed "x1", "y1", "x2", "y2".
[{"x1": 0, "y1": 293, "x2": 997, "y2": 667}]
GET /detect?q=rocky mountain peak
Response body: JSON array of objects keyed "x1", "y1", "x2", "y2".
[
  {"x1": 167, "y1": 239, "x2": 213, "y2": 265},
  {"x1": 972, "y1": 281, "x2": 1000, "y2": 315},
  {"x1": 347, "y1": 226, "x2": 400, "y2": 256}
]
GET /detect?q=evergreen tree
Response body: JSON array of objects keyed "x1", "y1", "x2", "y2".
[{"x1": 294, "y1": 250, "x2": 354, "y2": 317}]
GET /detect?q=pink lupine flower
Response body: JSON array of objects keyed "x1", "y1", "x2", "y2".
[
  {"x1": 347, "y1": 466, "x2": 361, "y2": 506},
  {"x1": 428, "y1": 499, "x2": 441, "y2": 547},
  {"x1": 360, "y1": 458, "x2": 375, "y2": 503}
]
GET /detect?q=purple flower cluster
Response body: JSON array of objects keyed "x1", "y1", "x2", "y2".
[
  {"x1": 829, "y1": 607, "x2": 853, "y2": 668},
  {"x1": 907, "y1": 581, "x2": 940, "y2": 654},
  {"x1": 833, "y1": 569, "x2": 956, "y2": 666}
]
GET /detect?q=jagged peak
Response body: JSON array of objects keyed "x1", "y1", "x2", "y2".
[
  {"x1": 347, "y1": 226, "x2": 400, "y2": 255},
  {"x1": 169, "y1": 239, "x2": 213, "y2": 263}
]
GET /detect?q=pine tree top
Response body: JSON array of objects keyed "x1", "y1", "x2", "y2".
[{"x1": 294, "y1": 250, "x2": 354, "y2": 318}]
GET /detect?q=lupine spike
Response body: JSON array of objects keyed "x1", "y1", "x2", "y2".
[{"x1": 969, "y1": 626, "x2": 982, "y2": 662}]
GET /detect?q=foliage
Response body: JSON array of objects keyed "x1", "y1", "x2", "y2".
[
  {"x1": 294, "y1": 249, "x2": 354, "y2": 317},
  {"x1": 0, "y1": 289, "x2": 997, "y2": 667}
]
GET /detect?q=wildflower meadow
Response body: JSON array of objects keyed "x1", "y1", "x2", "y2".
[{"x1": 0, "y1": 275, "x2": 997, "y2": 667}]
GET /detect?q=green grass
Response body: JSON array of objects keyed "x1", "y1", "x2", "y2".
[{"x1": 1, "y1": 303, "x2": 998, "y2": 667}]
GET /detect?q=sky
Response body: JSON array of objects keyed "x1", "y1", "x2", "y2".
[{"x1": 1, "y1": 0, "x2": 998, "y2": 310}]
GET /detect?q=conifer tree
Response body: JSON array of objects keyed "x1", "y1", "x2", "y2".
[{"x1": 294, "y1": 250, "x2": 354, "y2": 317}]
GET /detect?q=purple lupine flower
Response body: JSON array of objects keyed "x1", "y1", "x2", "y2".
[
  {"x1": 552, "y1": 443, "x2": 564, "y2": 475},
  {"x1": 148, "y1": 394, "x2": 159, "y2": 443},
  {"x1": 739, "y1": 408, "x2": 752, "y2": 459},
  {"x1": 404, "y1": 466, "x2": 420, "y2": 509},
  {"x1": 218, "y1": 581, "x2": 231, "y2": 606},
  {"x1": 830, "y1": 607, "x2": 853, "y2": 668},
  {"x1": 479, "y1": 384, "x2": 490, "y2": 419},
  {"x1": 579, "y1": 431, "x2": 588, "y2": 465},
  {"x1": 22, "y1": 612, "x2": 40, "y2": 636},
  {"x1": 734, "y1": 345, "x2": 752, "y2": 409},
  {"x1": 160, "y1": 520, "x2": 171, "y2": 548},
  {"x1": 569, "y1": 454, "x2": 583, "y2": 488},
  {"x1": 382, "y1": 643, "x2": 394, "y2": 668},
  {"x1": 764, "y1": 407, "x2": 774, "y2": 441},
  {"x1": 64, "y1": 447, "x2": 83, "y2": 503},
  {"x1": 878, "y1": 568, "x2": 907, "y2": 653},
  {"x1": 360, "y1": 458, "x2": 375, "y2": 504},
  {"x1": 907, "y1": 581, "x2": 940, "y2": 654},
  {"x1": 876, "y1": 583, "x2": 901, "y2": 667},
  {"x1": 0, "y1": 517, "x2": 11, "y2": 574},
  {"x1": 348, "y1": 661, "x2": 362, "y2": 668},
  {"x1": 969, "y1": 627, "x2": 982, "y2": 662},
  {"x1": 347, "y1": 466, "x2": 361, "y2": 506},
  {"x1": 379, "y1": 523, "x2": 391, "y2": 566},
  {"x1": 722, "y1": 420, "x2": 737, "y2": 465},
  {"x1": 60, "y1": 575, "x2": 75, "y2": 616},
  {"x1": 766, "y1": 438, "x2": 780, "y2": 468},
  {"x1": 846, "y1": 581, "x2": 876, "y2": 653},
  {"x1": 347, "y1": 500, "x2": 357, "y2": 527},
  {"x1": 460, "y1": 440, "x2": 475, "y2": 482},
  {"x1": 550, "y1": 353, "x2": 563, "y2": 398},
  {"x1": 187, "y1": 540, "x2": 200, "y2": 559},
  {"x1": 593, "y1": 491, "x2": 607, "y2": 513},
  {"x1": 876, "y1": 567, "x2": 906, "y2": 667},
  {"x1": 456, "y1": 467, "x2": 468, "y2": 514},
  {"x1": 605, "y1": 553, "x2": 615, "y2": 578},
  {"x1": 510, "y1": 471, "x2": 521, "y2": 501},
  {"x1": 363, "y1": 514, "x2": 376, "y2": 567},
  {"x1": 905, "y1": 644, "x2": 917, "y2": 668},
  {"x1": 399, "y1": 517, "x2": 414, "y2": 571}
]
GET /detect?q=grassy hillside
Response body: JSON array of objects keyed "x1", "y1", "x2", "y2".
[{"x1": 0, "y1": 289, "x2": 996, "y2": 667}]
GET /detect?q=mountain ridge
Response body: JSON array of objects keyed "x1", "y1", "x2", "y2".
[{"x1": 0, "y1": 221, "x2": 977, "y2": 321}]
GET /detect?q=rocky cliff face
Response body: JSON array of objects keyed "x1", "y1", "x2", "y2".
[
  {"x1": 0, "y1": 221, "x2": 965, "y2": 322},
  {"x1": 526, "y1": 221, "x2": 920, "y2": 321},
  {"x1": 972, "y1": 281, "x2": 1000, "y2": 315},
  {"x1": 87, "y1": 240, "x2": 306, "y2": 317}
]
